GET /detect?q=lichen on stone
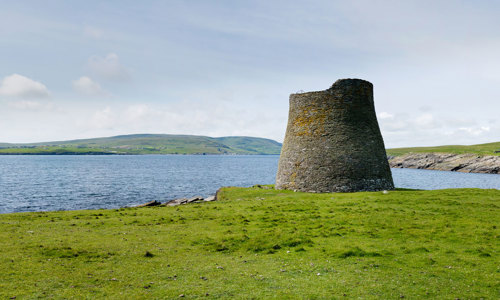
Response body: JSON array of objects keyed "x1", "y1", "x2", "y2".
[{"x1": 276, "y1": 79, "x2": 394, "y2": 193}]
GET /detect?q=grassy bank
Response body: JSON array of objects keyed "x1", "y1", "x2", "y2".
[
  {"x1": 387, "y1": 141, "x2": 500, "y2": 157},
  {"x1": 0, "y1": 134, "x2": 282, "y2": 155},
  {"x1": 0, "y1": 146, "x2": 117, "y2": 155},
  {"x1": 1, "y1": 187, "x2": 498, "y2": 299}
]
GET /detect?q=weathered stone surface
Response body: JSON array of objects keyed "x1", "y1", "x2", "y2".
[
  {"x1": 186, "y1": 196, "x2": 203, "y2": 203},
  {"x1": 166, "y1": 198, "x2": 187, "y2": 206},
  {"x1": 135, "y1": 200, "x2": 161, "y2": 207},
  {"x1": 276, "y1": 79, "x2": 394, "y2": 192},
  {"x1": 204, "y1": 196, "x2": 216, "y2": 202},
  {"x1": 389, "y1": 153, "x2": 500, "y2": 174},
  {"x1": 164, "y1": 195, "x2": 218, "y2": 206}
]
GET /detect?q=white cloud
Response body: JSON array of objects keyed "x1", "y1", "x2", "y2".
[
  {"x1": 69, "y1": 98, "x2": 286, "y2": 142},
  {"x1": 458, "y1": 126, "x2": 491, "y2": 136},
  {"x1": 418, "y1": 106, "x2": 433, "y2": 112},
  {"x1": 378, "y1": 112, "x2": 394, "y2": 120},
  {"x1": 378, "y1": 110, "x2": 500, "y2": 147},
  {"x1": 72, "y1": 76, "x2": 109, "y2": 96},
  {"x1": 89, "y1": 106, "x2": 115, "y2": 129},
  {"x1": 0, "y1": 74, "x2": 50, "y2": 98},
  {"x1": 124, "y1": 104, "x2": 155, "y2": 121},
  {"x1": 8, "y1": 100, "x2": 44, "y2": 110},
  {"x1": 87, "y1": 53, "x2": 130, "y2": 81},
  {"x1": 83, "y1": 25, "x2": 105, "y2": 39},
  {"x1": 415, "y1": 113, "x2": 438, "y2": 128}
]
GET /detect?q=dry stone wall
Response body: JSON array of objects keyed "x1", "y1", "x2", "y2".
[{"x1": 276, "y1": 79, "x2": 394, "y2": 192}]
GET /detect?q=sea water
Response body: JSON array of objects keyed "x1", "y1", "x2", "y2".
[{"x1": 0, "y1": 155, "x2": 498, "y2": 213}]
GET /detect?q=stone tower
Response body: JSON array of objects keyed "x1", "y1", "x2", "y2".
[{"x1": 275, "y1": 79, "x2": 394, "y2": 193}]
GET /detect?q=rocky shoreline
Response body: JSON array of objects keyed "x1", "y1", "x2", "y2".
[
  {"x1": 134, "y1": 185, "x2": 273, "y2": 208},
  {"x1": 135, "y1": 195, "x2": 217, "y2": 208},
  {"x1": 389, "y1": 153, "x2": 500, "y2": 174},
  {"x1": 132, "y1": 155, "x2": 500, "y2": 209},
  {"x1": 134, "y1": 189, "x2": 224, "y2": 208}
]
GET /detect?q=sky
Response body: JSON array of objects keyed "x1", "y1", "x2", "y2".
[{"x1": 1, "y1": 0, "x2": 499, "y2": 147}]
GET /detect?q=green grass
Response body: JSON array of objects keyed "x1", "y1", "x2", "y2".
[
  {"x1": 1, "y1": 187, "x2": 498, "y2": 299},
  {"x1": 387, "y1": 141, "x2": 500, "y2": 157},
  {"x1": 0, "y1": 134, "x2": 282, "y2": 155},
  {"x1": 214, "y1": 136, "x2": 282, "y2": 155}
]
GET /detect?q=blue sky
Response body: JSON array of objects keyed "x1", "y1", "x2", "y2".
[{"x1": 1, "y1": 0, "x2": 499, "y2": 147}]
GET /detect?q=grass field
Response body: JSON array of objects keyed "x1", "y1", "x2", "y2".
[
  {"x1": 1, "y1": 187, "x2": 498, "y2": 299},
  {"x1": 387, "y1": 141, "x2": 500, "y2": 157}
]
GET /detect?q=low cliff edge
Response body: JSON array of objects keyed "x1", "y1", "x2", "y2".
[{"x1": 389, "y1": 153, "x2": 500, "y2": 174}]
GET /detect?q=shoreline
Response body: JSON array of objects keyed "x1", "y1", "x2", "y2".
[
  {"x1": 3, "y1": 184, "x2": 500, "y2": 215},
  {"x1": 389, "y1": 152, "x2": 500, "y2": 174},
  {"x1": 0, "y1": 153, "x2": 281, "y2": 156}
]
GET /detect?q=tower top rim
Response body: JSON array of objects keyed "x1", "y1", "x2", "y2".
[{"x1": 291, "y1": 78, "x2": 372, "y2": 96}]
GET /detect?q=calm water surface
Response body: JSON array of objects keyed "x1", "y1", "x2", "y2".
[{"x1": 0, "y1": 155, "x2": 498, "y2": 213}]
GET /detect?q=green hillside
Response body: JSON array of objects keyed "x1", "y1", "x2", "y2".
[
  {"x1": 0, "y1": 187, "x2": 498, "y2": 298},
  {"x1": 0, "y1": 134, "x2": 282, "y2": 155},
  {"x1": 5, "y1": 135, "x2": 498, "y2": 156},
  {"x1": 387, "y1": 141, "x2": 500, "y2": 157},
  {"x1": 214, "y1": 136, "x2": 282, "y2": 154}
]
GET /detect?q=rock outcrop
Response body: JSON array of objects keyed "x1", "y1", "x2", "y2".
[
  {"x1": 135, "y1": 195, "x2": 216, "y2": 208},
  {"x1": 389, "y1": 153, "x2": 500, "y2": 174},
  {"x1": 135, "y1": 200, "x2": 162, "y2": 207},
  {"x1": 166, "y1": 196, "x2": 204, "y2": 206}
]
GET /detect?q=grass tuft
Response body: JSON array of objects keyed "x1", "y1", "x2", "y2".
[{"x1": 338, "y1": 247, "x2": 382, "y2": 258}]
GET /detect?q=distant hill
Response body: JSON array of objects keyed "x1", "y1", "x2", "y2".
[
  {"x1": 387, "y1": 141, "x2": 500, "y2": 157},
  {"x1": 0, "y1": 134, "x2": 282, "y2": 155}
]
